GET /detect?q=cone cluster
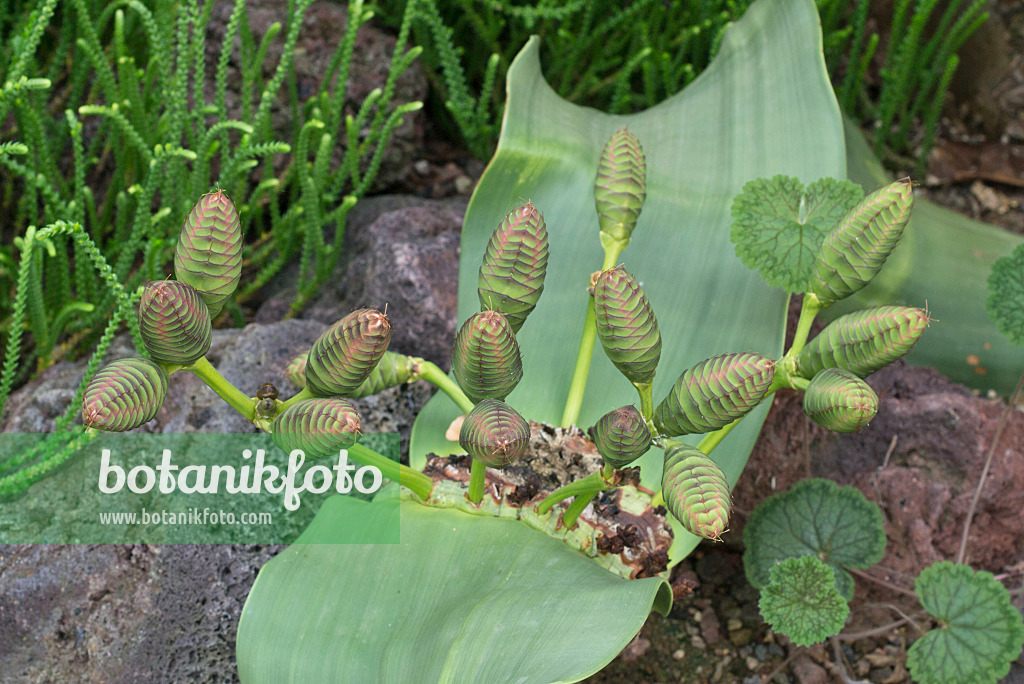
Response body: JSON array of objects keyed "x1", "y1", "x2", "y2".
[
  {"x1": 661, "y1": 442, "x2": 730, "y2": 541},
  {"x1": 477, "y1": 202, "x2": 549, "y2": 334},
  {"x1": 797, "y1": 306, "x2": 928, "y2": 379},
  {"x1": 593, "y1": 267, "x2": 661, "y2": 385},
  {"x1": 459, "y1": 399, "x2": 530, "y2": 468},
  {"x1": 306, "y1": 308, "x2": 393, "y2": 397},
  {"x1": 271, "y1": 398, "x2": 362, "y2": 459},
  {"x1": 590, "y1": 405, "x2": 651, "y2": 469},
  {"x1": 173, "y1": 190, "x2": 243, "y2": 317},
  {"x1": 82, "y1": 358, "x2": 169, "y2": 431},
  {"x1": 451, "y1": 310, "x2": 523, "y2": 403},
  {"x1": 803, "y1": 368, "x2": 878, "y2": 432},
  {"x1": 138, "y1": 280, "x2": 212, "y2": 364},
  {"x1": 595, "y1": 127, "x2": 646, "y2": 243}
]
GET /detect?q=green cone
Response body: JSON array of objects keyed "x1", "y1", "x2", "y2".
[
  {"x1": 809, "y1": 179, "x2": 913, "y2": 306},
  {"x1": 662, "y1": 442, "x2": 730, "y2": 541},
  {"x1": 174, "y1": 190, "x2": 243, "y2": 317},
  {"x1": 138, "y1": 280, "x2": 212, "y2": 364},
  {"x1": 478, "y1": 201, "x2": 549, "y2": 334},
  {"x1": 348, "y1": 351, "x2": 418, "y2": 398},
  {"x1": 594, "y1": 267, "x2": 661, "y2": 385},
  {"x1": 81, "y1": 357, "x2": 169, "y2": 431},
  {"x1": 271, "y1": 398, "x2": 362, "y2": 459},
  {"x1": 459, "y1": 398, "x2": 530, "y2": 469},
  {"x1": 595, "y1": 127, "x2": 646, "y2": 243},
  {"x1": 306, "y1": 308, "x2": 393, "y2": 397},
  {"x1": 654, "y1": 352, "x2": 775, "y2": 437},
  {"x1": 797, "y1": 306, "x2": 929, "y2": 379},
  {"x1": 285, "y1": 354, "x2": 307, "y2": 389},
  {"x1": 451, "y1": 310, "x2": 523, "y2": 403},
  {"x1": 803, "y1": 368, "x2": 878, "y2": 433},
  {"x1": 590, "y1": 405, "x2": 651, "y2": 469}
]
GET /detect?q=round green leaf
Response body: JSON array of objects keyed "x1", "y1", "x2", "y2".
[
  {"x1": 986, "y1": 242, "x2": 1024, "y2": 346},
  {"x1": 907, "y1": 561, "x2": 1024, "y2": 684},
  {"x1": 758, "y1": 555, "x2": 848, "y2": 646}
]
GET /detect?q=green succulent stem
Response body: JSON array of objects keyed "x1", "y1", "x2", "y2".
[
  {"x1": 277, "y1": 386, "x2": 315, "y2": 413},
  {"x1": 787, "y1": 293, "x2": 823, "y2": 359},
  {"x1": 536, "y1": 470, "x2": 607, "y2": 516},
  {"x1": 634, "y1": 381, "x2": 654, "y2": 421},
  {"x1": 184, "y1": 356, "x2": 256, "y2": 421},
  {"x1": 348, "y1": 443, "x2": 432, "y2": 500},
  {"x1": 467, "y1": 457, "x2": 486, "y2": 503},
  {"x1": 417, "y1": 359, "x2": 475, "y2": 414},
  {"x1": 696, "y1": 414, "x2": 743, "y2": 455},
  {"x1": 561, "y1": 248, "x2": 621, "y2": 428},
  {"x1": 561, "y1": 489, "x2": 598, "y2": 530}
]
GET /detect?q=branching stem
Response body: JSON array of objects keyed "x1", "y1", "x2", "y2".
[
  {"x1": 348, "y1": 443, "x2": 432, "y2": 500},
  {"x1": 185, "y1": 357, "x2": 255, "y2": 421}
]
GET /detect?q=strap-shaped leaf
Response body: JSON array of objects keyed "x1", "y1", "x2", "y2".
[
  {"x1": 797, "y1": 305, "x2": 929, "y2": 379},
  {"x1": 306, "y1": 308, "x2": 393, "y2": 398},
  {"x1": 661, "y1": 442, "x2": 730, "y2": 540},
  {"x1": 459, "y1": 398, "x2": 530, "y2": 468},
  {"x1": 654, "y1": 352, "x2": 775, "y2": 436},
  {"x1": 271, "y1": 398, "x2": 362, "y2": 459},
  {"x1": 590, "y1": 405, "x2": 651, "y2": 468},
  {"x1": 593, "y1": 267, "x2": 661, "y2": 385},
  {"x1": 138, "y1": 280, "x2": 212, "y2": 364},
  {"x1": 802, "y1": 367, "x2": 878, "y2": 432},
  {"x1": 477, "y1": 202, "x2": 549, "y2": 334},
  {"x1": 451, "y1": 310, "x2": 523, "y2": 403},
  {"x1": 173, "y1": 190, "x2": 243, "y2": 317},
  {"x1": 81, "y1": 357, "x2": 168, "y2": 432}
]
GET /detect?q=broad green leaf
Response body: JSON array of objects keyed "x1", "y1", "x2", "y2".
[
  {"x1": 907, "y1": 561, "x2": 1024, "y2": 684},
  {"x1": 730, "y1": 175, "x2": 863, "y2": 293},
  {"x1": 986, "y1": 242, "x2": 1024, "y2": 346},
  {"x1": 837, "y1": 120, "x2": 1024, "y2": 395},
  {"x1": 411, "y1": 0, "x2": 847, "y2": 564},
  {"x1": 237, "y1": 493, "x2": 671, "y2": 684},
  {"x1": 759, "y1": 555, "x2": 848, "y2": 646},
  {"x1": 742, "y1": 478, "x2": 886, "y2": 601}
]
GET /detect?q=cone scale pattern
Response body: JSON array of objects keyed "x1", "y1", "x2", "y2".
[
  {"x1": 803, "y1": 368, "x2": 879, "y2": 433},
  {"x1": 271, "y1": 398, "x2": 362, "y2": 459},
  {"x1": 348, "y1": 351, "x2": 417, "y2": 398},
  {"x1": 809, "y1": 180, "x2": 913, "y2": 306},
  {"x1": 459, "y1": 399, "x2": 530, "y2": 468},
  {"x1": 285, "y1": 354, "x2": 307, "y2": 389},
  {"x1": 595, "y1": 127, "x2": 646, "y2": 242},
  {"x1": 478, "y1": 202, "x2": 549, "y2": 334},
  {"x1": 82, "y1": 357, "x2": 169, "y2": 431},
  {"x1": 590, "y1": 405, "x2": 651, "y2": 469},
  {"x1": 306, "y1": 308, "x2": 392, "y2": 397},
  {"x1": 796, "y1": 306, "x2": 929, "y2": 379},
  {"x1": 593, "y1": 267, "x2": 661, "y2": 385},
  {"x1": 654, "y1": 353, "x2": 775, "y2": 437},
  {"x1": 138, "y1": 280, "x2": 212, "y2": 364},
  {"x1": 451, "y1": 310, "x2": 523, "y2": 403},
  {"x1": 173, "y1": 190, "x2": 243, "y2": 317},
  {"x1": 662, "y1": 442, "x2": 730, "y2": 541}
]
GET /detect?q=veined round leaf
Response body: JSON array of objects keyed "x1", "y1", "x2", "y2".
[
  {"x1": 907, "y1": 561, "x2": 1024, "y2": 684},
  {"x1": 173, "y1": 190, "x2": 242, "y2": 318},
  {"x1": 306, "y1": 308, "x2": 393, "y2": 397},
  {"x1": 590, "y1": 405, "x2": 651, "y2": 469},
  {"x1": 985, "y1": 241, "x2": 1024, "y2": 346},
  {"x1": 593, "y1": 267, "x2": 661, "y2": 385},
  {"x1": 730, "y1": 175, "x2": 863, "y2": 293},
  {"x1": 758, "y1": 555, "x2": 848, "y2": 646},
  {"x1": 451, "y1": 310, "x2": 523, "y2": 403},
  {"x1": 138, "y1": 280, "x2": 212, "y2": 364},
  {"x1": 237, "y1": 495, "x2": 671, "y2": 683},
  {"x1": 459, "y1": 398, "x2": 530, "y2": 468},
  {"x1": 477, "y1": 201, "x2": 549, "y2": 334},
  {"x1": 81, "y1": 357, "x2": 168, "y2": 432},
  {"x1": 742, "y1": 478, "x2": 885, "y2": 601},
  {"x1": 271, "y1": 398, "x2": 362, "y2": 459}
]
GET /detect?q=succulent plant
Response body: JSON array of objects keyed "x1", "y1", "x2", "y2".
[
  {"x1": 459, "y1": 398, "x2": 531, "y2": 469},
  {"x1": 796, "y1": 305, "x2": 929, "y2": 379},
  {"x1": 654, "y1": 352, "x2": 775, "y2": 437},
  {"x1": 595, "y1": 127, "x2": 646, "y2": 243},
  {"x1": 138, "y1": 280, "x2": 212, "y2": 364},
  {"x1": 271, "y1": 398, "x2": 362, "y2": 459},
  {"x1": 808, "y1": 179, "x2": 913, "y2": 306},
  {"x1": 590, "y1": 405, "x2": 651, "y2": 468},
  {"x1": 285, "y1": 354, "x2": 308, "y2": 389},
  {"x1": 803, "y1": 367, "x2": 878, "y2": 432},
  {"x1": 81, "y1": 357, "x2": 169, "y2": 431},
  {"x1": 306, "y1": 308, "x2": 393, "y2": 397},
  {"x1": 593, "y1": 267, "x2": 661, "y2": 386},
  {"x1": 451, "y1": 310, "x2": 523, "y2": 403},
  {"x1": 173, "y1": 190, "x2": 243, "y2": 318},
  {"x1": 661, "y1": 441, "x2": 730, "y2": 541},
  {"x1": 477, "y1": 201, "x2": 550, "y2": 334},
  {"x1": 287, "y1": 350, "x2": 418, "y2": 398}
]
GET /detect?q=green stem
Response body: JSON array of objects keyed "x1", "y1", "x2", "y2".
[
  {"x1": 634, "y1": 381, "x2": 654, "y2": 420},
  {"x1": 787, "y1": 293, "x2": 822, "y2": 359},
  {"x1": 562, "y1": 489, "x2": 598, "y2": 529},
  {"x1": 536, "y1": 470, "x2": 606, "y2": 515},
  {"x1": 277, "y1": 386, "x2": 314, "y2": 412},
  {"x1": 696, "y1": 415, "x2": 743, "y2": 455},
  {"x1": 348, "y1": 443, "x2": 433, "y2": 500},
  {"x1": 467, "y1": 457, "x2": 486, "y2": 503},
  {"x1": 417, "y1": 359, "x2": 474, "y2": 414},
  {"x1": 185, "y1": 356, "x2": 256, "y2": 421},
  {"x1": 561, "y1": 247, "x2": 622, "y2": 428}
]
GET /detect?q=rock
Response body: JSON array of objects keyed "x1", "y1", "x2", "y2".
[
  {"x1": 790, "y1": 653, "x2": 829, "y2": 684},
  {"x1": 700, "y1": 607, "x2": 721, "y2": 646},
  {"x1": 203, "y1": 0, "x2": 427, "y2": 190}
]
